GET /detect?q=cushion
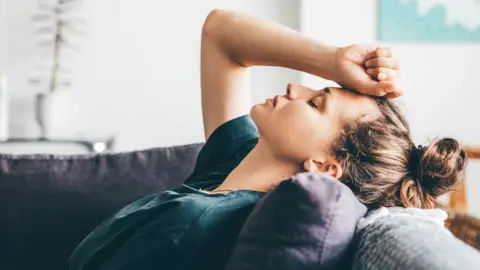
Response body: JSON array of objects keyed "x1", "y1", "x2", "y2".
[
  {"x1": 0, "y1": 143, "x2": 203, "y2": 270},
  {"x1": 225, "y1": 172, "x2": 368, "y2": 270},
  {"x1": 352, "y1": 210, "x2": 480, "y2": 270}
]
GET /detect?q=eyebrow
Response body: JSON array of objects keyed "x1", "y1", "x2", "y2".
[{"x1": 321, "y1": 87, "x2": 331, "y2": 113}]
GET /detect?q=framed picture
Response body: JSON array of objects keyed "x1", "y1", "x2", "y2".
[{"x1": 378, "y1": 0, "x2": 480, "y2": 41}]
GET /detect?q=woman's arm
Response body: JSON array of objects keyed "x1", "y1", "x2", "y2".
[
  {"x1": 201, "y1": 9, "x2": 337, "y2": 139},
  {"x1": 203, "y1": 10, "x2": 338, "y2": 77},
  {"x1": 201, "y1": 9, "x2": 401, "y2": 139}
]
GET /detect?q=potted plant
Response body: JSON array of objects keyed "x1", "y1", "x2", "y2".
[{"x1": 29, "y1": 0, "x2": 84, "y2": 138}]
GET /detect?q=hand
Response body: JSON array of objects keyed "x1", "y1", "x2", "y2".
[{"x1": 332, "y1": 44, "x2": 403, "y2": 98}]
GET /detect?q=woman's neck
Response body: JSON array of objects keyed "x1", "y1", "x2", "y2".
[{"x1": 213, "y1": 139, "x2": 302, "y2": 193}]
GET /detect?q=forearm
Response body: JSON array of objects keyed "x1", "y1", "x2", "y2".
[{"x1": 202, "y1": 9, "x2": 338, "y2": 80}]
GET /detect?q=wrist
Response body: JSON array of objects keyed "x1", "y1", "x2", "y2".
[{"x1": 310, "y1": 44, "x2": 339, "y2": 81}]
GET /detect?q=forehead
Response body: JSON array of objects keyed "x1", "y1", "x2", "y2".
[{"x1": 329, "y1": 87, "x2": 380, "y2": 122}]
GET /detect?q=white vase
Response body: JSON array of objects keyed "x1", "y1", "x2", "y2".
[
  {"x1": 35, "y1": 92, "x2": 56, "y2": 139},
  {"x1": 36, "y1": 90, "x2": 79, "y2": 138}
]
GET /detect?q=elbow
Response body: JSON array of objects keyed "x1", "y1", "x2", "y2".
[
  {"x1": 202, "y1": 9, "x2": 244, "y2": 66},
  {"x1": 202, "y1": 9, "x2": 227, "y2": 38}
]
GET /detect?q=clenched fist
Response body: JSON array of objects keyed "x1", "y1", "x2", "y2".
[{"x1": 332, "y1": 45, "x2": 403, "y2": 99}]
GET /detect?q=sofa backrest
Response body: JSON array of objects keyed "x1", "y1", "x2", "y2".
[
  {"x1": 0, "y1": 143, "x2": 203, "y2": 270},
  {"x1": 352, "y1": 210, "x2": 480, "y2": 270}
]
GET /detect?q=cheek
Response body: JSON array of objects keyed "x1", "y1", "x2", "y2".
[
  {"x1": 280, "y1": 105, "x2": 320, "y2": 137},
  {"x1": 265, "y1": 104, "x2": 330, "y2": 159}
]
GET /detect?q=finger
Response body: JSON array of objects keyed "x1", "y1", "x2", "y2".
[
  {"x1": 374, "y1": 46, "x2": 392, "y2": 58},
  {"x1": 364, "y1": 45, "x2": 381, "y2": 59},
  {"x1": 385, "y1": 90, "x2": 404, "y2": 99},
  {"x1": 365, "y1": 57, "x2": 400, "y2": 70},
  {"x1": 383, "y1": 80, "x2": 404, "y2": 98},
  {"x1": 357, "y1": 80, "x2": 393, "y2": 97},
  {"x1": 366, "y1": 68, "x2": 399, "y2": 81}
]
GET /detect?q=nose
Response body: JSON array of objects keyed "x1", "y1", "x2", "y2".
[{"x1": 286, "y1": 83, "x2": 315, "y2": 100}]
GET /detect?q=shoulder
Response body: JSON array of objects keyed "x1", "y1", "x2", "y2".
[
  {"x1": 175, "y1": 189, "x2": 263, "y2": 221},
  {"x1": 176, "y1": 190, "x2": 264, "y2": 264},
  {"x1": 196, "y1": 115, "x2": 258, "y2": 168},
  {"x1": 169, "y1": 190, "x2": 263, "y2": 239},
  {"x1": 186, "y1": 115, "x2": 258, "y2": 186},
  {"x1": 159, "y1": 189, "x2": 260, "y2": 225}
]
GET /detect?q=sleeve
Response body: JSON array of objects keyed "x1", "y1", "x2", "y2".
[{"x1": 189, "y1": 115, "x2": 259, "y2": 177}]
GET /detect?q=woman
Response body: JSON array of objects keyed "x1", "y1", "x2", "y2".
[{"x1": 69, "y1": 9, "x2": 467, "y2": 270}]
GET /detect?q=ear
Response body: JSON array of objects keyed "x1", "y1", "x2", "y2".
[{"x1": 303, "y1": 158, "x2": 343, "y2": 179}]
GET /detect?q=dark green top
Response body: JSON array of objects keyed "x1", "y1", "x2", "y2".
[{"x1": 69, "y1": 115, "x2": 263, "y2": 270}]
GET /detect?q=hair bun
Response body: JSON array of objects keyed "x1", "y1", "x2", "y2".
[{"x1": 415, "y1": 138, "x2": 467, "y2": 197}]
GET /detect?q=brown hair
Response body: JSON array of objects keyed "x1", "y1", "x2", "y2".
[{"x1": 332, "y1": 98, "x2": 468, "y2": 209}]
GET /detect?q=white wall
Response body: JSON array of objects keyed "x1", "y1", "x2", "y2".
[
  {"x1": 2, "y1": 0, "x2": 479, "y2": 215},
  {"x1": 300, "y1": 0, "x2": 480, "y2": 216},
  {"x1": 0, "y1": 0, "x2": 300, "y2": 151}
]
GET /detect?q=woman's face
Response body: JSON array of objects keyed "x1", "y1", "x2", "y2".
[{"x1": 251, "y1": 83, "x2": 379, "y2": 164}]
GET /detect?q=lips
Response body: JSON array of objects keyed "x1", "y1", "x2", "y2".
[{"x1": 265, "y1": 95, "x2": 280, "y2": 107}]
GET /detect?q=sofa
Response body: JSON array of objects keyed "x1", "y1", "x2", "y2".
[{"x1": 1, "y1": 143, "x2": 480, "y2": 270}]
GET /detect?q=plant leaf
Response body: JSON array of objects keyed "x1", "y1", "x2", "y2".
[
  {"x1": 57, "y1": 0, "x2": 82, "y2": 13},
  {"x1": 35, "y1": 26, "x2": 56, "y2": 34},
  {"x1": 31, "y1": 14, "x2": 54, "y2": 22},
  {"x1": 58, "y1": 39, "x2": 82, "y2": 51},
  {"x1": 38, "y1": 3, "x2": 55, "y2": 13},
  {"x1": 61, "y1": 26, "x2": 86, "y2": 37},
  {"x1": 59, "y1": 17, "x2": 86, "y2": 25}
]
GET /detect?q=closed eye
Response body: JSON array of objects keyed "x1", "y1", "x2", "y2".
[{"x1": 308, "y1": 99, "x2": 317, "y2": 108}]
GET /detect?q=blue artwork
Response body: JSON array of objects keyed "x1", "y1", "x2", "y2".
[{"x1": 379, "y1": 0, "x2": 480, "y2": 41}]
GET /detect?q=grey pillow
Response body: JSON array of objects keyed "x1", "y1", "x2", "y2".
[{"x1": 225, "y1": 172, "x2": 367, "y2": 270}]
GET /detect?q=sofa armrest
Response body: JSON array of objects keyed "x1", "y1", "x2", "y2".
[{"x1": 352, "y1": 215, "x2": 480, "y2": 270}]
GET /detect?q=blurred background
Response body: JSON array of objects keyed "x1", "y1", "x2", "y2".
[{"x1": 0, "y1": 0, "x2": 478, "y2": 214}]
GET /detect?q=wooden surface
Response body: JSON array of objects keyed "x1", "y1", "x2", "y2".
[
  {"x1": 464, "y1": 146, "x2": 480, "y2": 159},
  {"x1": 448, "y1": 146, "x2": 480, "y2": 212}
]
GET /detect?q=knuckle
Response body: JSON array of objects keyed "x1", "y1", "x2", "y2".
[{"x1": 378, "y1": 46, "x2": 392, "y2": 56}]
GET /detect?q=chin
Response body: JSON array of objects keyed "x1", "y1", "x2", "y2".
[
  {"x1": 250, "y1": 105, "x2": 265, "y2": 129},
  {"x1": 251, "y1": 104, "x2": 275, "y2": 140},
  {"x1": 250, "y1": 104, "x2": 261, "y2": 121}
]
